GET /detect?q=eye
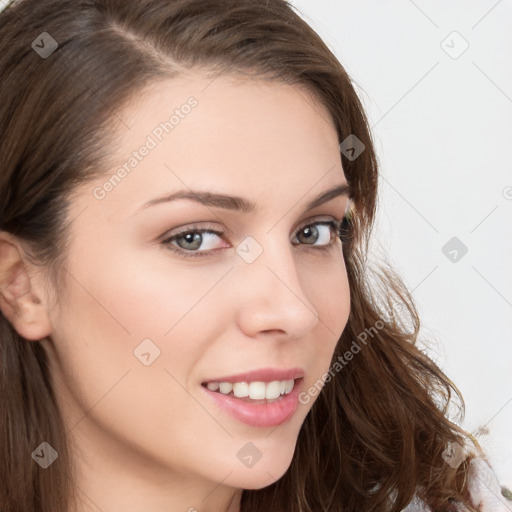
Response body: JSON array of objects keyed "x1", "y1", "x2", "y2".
[
  {"x1": 163, "y1": 226, "x2": 224, "y2": 256},
  {"x1": 292, "y1": 220, "x2": 339, "y2": 249},
  {"x1": 161, "y1": 218, "x2": 347, "y2": 259}
]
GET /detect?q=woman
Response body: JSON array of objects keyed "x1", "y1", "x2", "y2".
[{"x1": 0, "y1": 0, "x2": 507, "y2": 511}]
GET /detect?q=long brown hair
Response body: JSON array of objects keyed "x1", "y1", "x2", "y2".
[{"x1": 0, "y1": 0, "x2": 483, "y2": 510}]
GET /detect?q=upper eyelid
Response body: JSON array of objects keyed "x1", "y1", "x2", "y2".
[{"x1": 161, "y1": 214, "x2": 343, "y2": 240}]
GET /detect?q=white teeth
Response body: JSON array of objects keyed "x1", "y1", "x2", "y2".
[
  {"x1": 248, "y1": 381, "x2": 266, "y2": 400},
  {"x1": 233, "y1": 382, "x2": 249, "y2": 398},
  {"x1": 206, "y1": 379, "x2": 296, "y2": 399},
  {"x1": 265, "y1": 381, "x2": 281, "y2": 399},
  {"x1": 284, "y1": 379, "x2": 294, "y2": 394},
  {"x1": 218, "y1": 382, "x2": 233, "y2": 394}
]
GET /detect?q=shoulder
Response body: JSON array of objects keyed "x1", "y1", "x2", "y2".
[
  {"x1": 463, "y1": 457, "x2": 509, "y2": 511},
  {"x1": 402, "y1": 457, "x2": 509, "y2": 512}
]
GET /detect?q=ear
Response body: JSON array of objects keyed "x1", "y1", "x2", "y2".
[{"x1": 0, "y1": 231, "x2": 53, "y2": 341}]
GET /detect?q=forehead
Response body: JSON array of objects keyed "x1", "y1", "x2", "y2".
[
  {"x1": 113, "y1": 69, "x2": 339, "y2": 156},
  {"x1": 72, "y1": 71, "x2": 345, "y2": 218}
]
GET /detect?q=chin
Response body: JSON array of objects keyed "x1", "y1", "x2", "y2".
[
  {"x1": 228, "y1": 468, "x2": 289, "y2": 491},
  {"x1": 221, "y1": 445, "x2": 296, "y2": 490}
]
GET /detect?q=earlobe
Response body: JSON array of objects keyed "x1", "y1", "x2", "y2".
[{"x1": 0, "y1": 233, "x2": 52, "y2": 341}]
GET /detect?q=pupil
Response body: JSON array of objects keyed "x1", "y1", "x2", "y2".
[
  {"x1": 179, "y1": 232, "x2": 201, "y2": 250},
  {"x1": 301, "y1": 226, "x2": 316, "y2": 243}
]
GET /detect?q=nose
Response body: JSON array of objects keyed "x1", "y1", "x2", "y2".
[{"x1": 233, "y1": 236, "x2": 319, "y2": 340}]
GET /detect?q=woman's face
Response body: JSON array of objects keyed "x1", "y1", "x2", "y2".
[{"x1": 41, "y1": 72, "x2": 351, "y2": 501}]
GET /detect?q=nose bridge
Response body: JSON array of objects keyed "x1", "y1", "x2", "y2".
[{"x1": 233, "y1": 229, "x2": 319, "y2": 338}]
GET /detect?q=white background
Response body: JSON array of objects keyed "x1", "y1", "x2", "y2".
[{"x1": 289, "y1": 0, "x2": 512, "y2": 489}]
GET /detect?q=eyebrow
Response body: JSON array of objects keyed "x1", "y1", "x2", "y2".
[{"x1": 133, "y1": 182, "x2": 352, "y2": 215}]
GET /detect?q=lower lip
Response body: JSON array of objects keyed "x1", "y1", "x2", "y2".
[{"x1": 201, "y1": 379, "x2": 303, "y2": 428}]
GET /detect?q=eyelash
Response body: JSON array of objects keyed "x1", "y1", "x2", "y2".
[{"x1": 161, "y1": 217, "x2": 351, "y2": 259}]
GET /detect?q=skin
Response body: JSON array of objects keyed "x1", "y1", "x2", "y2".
[{"x1": 0, "y1": 71, "x2": 351, "y2": 512}]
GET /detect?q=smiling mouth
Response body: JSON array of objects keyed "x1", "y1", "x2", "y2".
[{"x1": 200, "y1": 378, "x2": 302, "y2": 403}]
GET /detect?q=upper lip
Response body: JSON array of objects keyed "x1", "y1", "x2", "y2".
[{"x1": 202, "y1": 367, "x2": 304, "y2": 384}]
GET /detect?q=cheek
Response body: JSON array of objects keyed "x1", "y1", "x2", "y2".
[
  {"x1": 51, "y1": 248, "x2": 234, "y2": 402},
  {"x1": 304, "y1": 256, "x2": 350, "y2": 376},
  {"x1": 310, "y1": 253, "x2": 350, "y2": 327},
  {"x1": 63, "y1": 245, "x2": 227, "y2": 341},
  {"x1": 48, "y1": 253, "x2": 230, "y2": 462}
]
